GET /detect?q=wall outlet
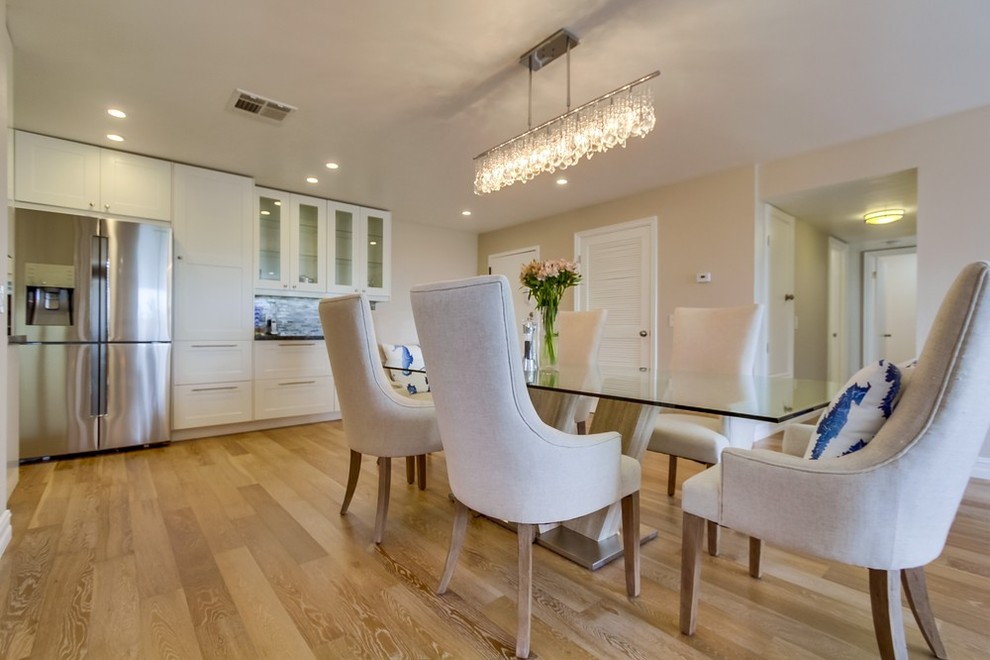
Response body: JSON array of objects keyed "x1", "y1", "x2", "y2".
[{"x1": 696, "y1": 272, "x2": 712, "y2": 283}]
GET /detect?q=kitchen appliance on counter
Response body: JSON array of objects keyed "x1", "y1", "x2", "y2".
[{"x1": 14, "y1": 209, "x2": 171, "y2": 460}]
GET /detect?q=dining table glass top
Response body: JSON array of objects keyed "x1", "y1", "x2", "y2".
[{"x1": 525, "y1": 364, "x2": 841, "y2": 424}]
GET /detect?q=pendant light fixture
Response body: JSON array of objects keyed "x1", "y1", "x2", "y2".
[{"x1": 473, "y1": 29, "x2": 660, "y2": 195}]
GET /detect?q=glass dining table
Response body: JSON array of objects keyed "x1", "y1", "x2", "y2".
[{"x1": 524, "y1": 364, "x2": 840, "y2": 569}]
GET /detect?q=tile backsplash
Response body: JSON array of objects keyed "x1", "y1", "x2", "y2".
[{"x1": 254, "y1": 296, "x2": 323, "y2": 336}]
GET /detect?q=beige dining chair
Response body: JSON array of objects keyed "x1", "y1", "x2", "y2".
[
  {"x1": 647, "y1": 304, "x2": 763, "y2": 497},
  {"x1": 318, "y1": 294, "x2": 442, "y2": 544},
  {"x1": 557, "y1": 309, "x2": 608, "y2": 433},
  {"x1": 411, "y1": 275, "x2": 641, "y2": 659},
  {"x1": 680, "y1": 261, "x2": 990, "y2": 659}
]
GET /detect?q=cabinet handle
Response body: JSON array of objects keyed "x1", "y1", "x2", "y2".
[
  {"x1": 191, "y1": 386, "x2": 238, "y2": 392},
  {"x1": 191, "y1": 344, "x2": 237, "y2": 348},
  {"x1": 105, "y1": 203, "x2": 111, "y2": 210},
  {"x1": 278, "y1": 380, "x2": 316, "y2": 386},
  {"x1": 278, "y1": 342, "x2": 315, "y2": 347}
]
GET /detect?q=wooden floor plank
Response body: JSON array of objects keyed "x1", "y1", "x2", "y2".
[{"x1": 0, "y1": 421, "x2": 985, "y2": 659}]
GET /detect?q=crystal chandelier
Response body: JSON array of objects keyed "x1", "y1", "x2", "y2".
[{"x1": 474, "y1": 29, "x2": 659, "y2": 195}]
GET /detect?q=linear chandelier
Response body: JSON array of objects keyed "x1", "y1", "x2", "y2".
[{"x1": 474, "y1": 29, "x2": 659, "y2": 195}]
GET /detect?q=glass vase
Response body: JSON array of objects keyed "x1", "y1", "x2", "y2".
[{"x1": 540, "y1": 303, "x2": 559, "y2": 371}]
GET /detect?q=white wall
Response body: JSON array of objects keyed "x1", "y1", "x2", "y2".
[
  {"x1": 372, "y1": 219, "x2": 477, "y2": 342},
  {"x1": 0, "y1": 2, "x2": 12, "y2": 553},
  {"x1": 760, "y1": 104, "x2": 990, "y2": 463}
]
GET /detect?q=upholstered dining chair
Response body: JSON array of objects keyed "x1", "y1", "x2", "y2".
[
  {"x1": 557, "y1": 309, "x2": 608, "y2": 433},
  {"x1": 680, "y1": 261, "x2": 990, "y2": 659},
  {"x1": 647, "y1": 304, "x2": 763, "y2": 497},
  {"x1": 318, "y1": 294, "x2": 442, "y2": 544},
  {"x1": 411, "y1": 275, "x2": 641, "y2": 659}
]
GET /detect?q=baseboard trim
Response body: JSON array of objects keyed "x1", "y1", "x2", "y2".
[
  {"x1": 973, "y1": 456, "x2": 990, "y2": 482},
  {"x1": 170, "y1": 411, "x2": 342, "y2": 442},
  {"x1": 0, "y1": 510, "x2": 12, "y2": 558}
]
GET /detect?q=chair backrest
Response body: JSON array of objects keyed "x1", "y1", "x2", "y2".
[
  {"x1": 411, "y1": 275, "x2": 624, "y2": 523},
  {"x1": 669, "y1": 305, "x2": 763, "y2": 375},
  {"x1": 557, "y1": 310, "x2": 608, "y2": 366},
  {"x1": 318, "y1": 294, "x2": 432, "y2": 454},
  {"x1": 843, "y1": 261, "x2": 990, "y2": 565}
]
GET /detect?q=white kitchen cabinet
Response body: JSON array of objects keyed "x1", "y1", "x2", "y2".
[
  {"x1": 173, "y1": 341, "x2": 253, "y2": 385},
  {"x1": 172, "y1": 164, "x2": 255, "y2": 431},
  {"x1": 253, "y1": 341, "x2": 336, "y2": 420},
  {"x1": 328, "y1": 202, "x2": 391, "y2": 300},
  {"x1": 14, "y1": 131, "x2": 172, "y2": 221},
  {"x1": 173, "y1": 381, "x2": 253, "y2": 429},
  {"x1": 255, "y1": 189, "x2": 327, "y2": 293}
]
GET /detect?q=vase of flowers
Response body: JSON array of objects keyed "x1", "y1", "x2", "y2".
[{"x1": 520, "y1": 258, "x2": 582, "y2": 370}]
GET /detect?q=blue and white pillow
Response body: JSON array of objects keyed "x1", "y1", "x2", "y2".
[
  {"x1": 381, "y1": 343, "x2": 430, "y2": 395},
  {"x1": 805, "y1": 359, "x2": 901, "y2": 460}
]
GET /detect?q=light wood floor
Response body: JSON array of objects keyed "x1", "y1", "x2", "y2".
[{"x1": 0, "y1": 421, "x2": 987, "y2": 659}]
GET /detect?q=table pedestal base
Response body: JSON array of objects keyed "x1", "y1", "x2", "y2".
[{"x1": 535, "y1": 524, "x2": 658, "y2": 570}]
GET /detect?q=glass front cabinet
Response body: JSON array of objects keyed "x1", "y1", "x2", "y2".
[
  {"x1": 328, "y1": 201, "x2": 391, "y2": 300},
  {"x1": 255, "y1": 188, "x2": 390, "y2": 300},
  {"x1": 255, "y1": 189, "x2": 328, "y2": 293}
]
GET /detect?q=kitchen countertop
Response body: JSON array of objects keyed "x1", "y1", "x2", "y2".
[{"x1": 254, "y1": 334, "x2": 324, "y2": 341}]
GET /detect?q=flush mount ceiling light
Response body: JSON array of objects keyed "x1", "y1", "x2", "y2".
[
  {"x1": 864, "y1": 208, "x2": 905, "y2": 225},
  {"x1": 473, "y1": 29, "x2": 659, "y2": 195}
]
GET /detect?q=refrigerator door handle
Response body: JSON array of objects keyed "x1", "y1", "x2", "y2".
[{"x1": 93, "y1": 234, "x2": 110, "y2": 417}]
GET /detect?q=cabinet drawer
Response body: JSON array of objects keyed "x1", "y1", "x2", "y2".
[
  {"x1": 173, "y1": 382, "x2": 253, "y2": 429},
  {"x1": 174, "y1": 341, "x2": 252, "y2": 384},
  {"x1": 254, "y1": 375, "x2": 335, "y2": 420},
  {"x1": 254, "y1": 341, "x2": 330, "y2": 379}
]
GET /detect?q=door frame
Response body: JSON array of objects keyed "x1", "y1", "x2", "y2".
[
  {"x1": 573, "y1": 217, "x2": 658, "y2": 372},
  {"x1": 762, "y1": 204, "x2": 796, "y2": 378},
  {"x1": 827, "y1": 237, "x2": 850, "y2": 383},
  {"x1": 862, "y1": 246, "x2": 917, "y2": 365}
]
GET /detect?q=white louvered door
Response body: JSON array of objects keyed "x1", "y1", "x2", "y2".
[{"x1": 576, "y1": 219, "x2": 656, "y2": 371}]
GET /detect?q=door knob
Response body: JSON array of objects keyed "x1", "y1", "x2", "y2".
[
  {"x1": 883, "y1": 333, "x2": 893, "y2": 338},
  {"x1": 784, "y1": 293, "x2": 795, "y2": 301},
  {"x1": 639, "y1": 330, "x2": 648, "y2": 337}
]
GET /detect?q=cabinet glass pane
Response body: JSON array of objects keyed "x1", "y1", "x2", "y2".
[
  {"x1": 334, "y1": 209, "x2": 354, "y2": 286},
  {"x1": 366, "y1": 215, "x2": 384, "y2": 289},
  {"x1": 259, "y1": 196, "x2": 282, "y2": 282},
  {"x1": 297, "y1": 202, "x2": 320, "y2": 284}
]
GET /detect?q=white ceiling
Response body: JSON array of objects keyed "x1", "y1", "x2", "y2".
[{"x1": 8, "y1": 0, "x2": 990, "y2": 234}]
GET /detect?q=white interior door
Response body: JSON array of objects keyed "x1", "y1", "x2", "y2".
[
  {"x1": 766, "y1": 205, "x2": 795, "y2": 377},
  {"x1": 488, "y1": 246, "x2": 539, "y2": 346},
  {"x1": 827, "y1": 237, "x2": 850, "y2": 382},
  {"x1": 863, "y1": 248, "x2": 917, "y2": 364},
  {"x1": 575, "y1": 218, "x2": 656, "y2": 370}
]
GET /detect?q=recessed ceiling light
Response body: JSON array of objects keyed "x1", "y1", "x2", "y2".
[
  {"x1": 107, "y1": 108, "x2": 126, "y2": 119},
  {"x1": 273, "y1": 200, "x2": 281, "y2": 206},
  {"x1": 461, "y1": 210, "x2": 472, "y2": 216},
  {"x1": 556, "y1": 178, "x2": 568, "y2": 185},
  {"x1": 863, "y1": 208, "x2": 905, "y2": 225},
  {"x1": 325, "y1": 162, "x2": 339, "y2": 170},
  {"x1": 106, "y1": 134, "x2": 124, "y2": 142},
  {"x1": 369, "y1": 241, "x2": 378, "y2": 246},
  {"x1": 260, "y1": 210, "x2": 270, "y2": 216},
  {"x1": 306, "y1": 176, "x2": 319, "y2": 184}
]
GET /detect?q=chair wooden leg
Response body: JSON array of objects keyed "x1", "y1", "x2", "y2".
[
  {"x1": 869, "y1": 568, "x2": 908, "y2": 660},
  {"x1": 340, "y1": 450, "x2": 362, "y2": 515},
  {"x1": 748, "y1": 537, "x2": 762, "y2": 578},
  {"x1": 416, "y1": 454, "x2": 427, "y2": 490},
  {"x1": 667, "y1": 455, "x2": 678, "y2": 496},
  {"x1": 680, "y1": 512, "x2": 706, "y2": 635},
  {"x1": 405, "y1": 456, "x2": 415, "y2": 485},
  {"x1": 621, "y1": 492, "x2": 641, "y2": 597},
  {"x1": 902, "y1": 566, "x2": 947, "y2": 659},
  {"x1": 437, "y1": 499, "x2": 470, "y2": 594},
  {"x1": 706, "y1": 520, "x2": 720, "y2": 557},
  {"x1": 516, "y1": 523, "x2": 536, "y2": 659},
  {"x1": 373, "y1": 457, "x2": 391, "y2": 544}
]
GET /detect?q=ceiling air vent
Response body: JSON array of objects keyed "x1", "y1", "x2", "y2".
[{"x1": 228, "y1": 89, "x2": 297, "y2": 124}]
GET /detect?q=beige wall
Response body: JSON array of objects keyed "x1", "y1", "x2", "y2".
[
  {"x1": 793, "y1": 219, "x2": 829, "y2": 380},
  {"x1": 478, "y1": 166, "x2": 758, "y2": 369},
  {"x1": 760, "y1": 105, "x2": 990, "y2": 460},
  {"x1": 372, "y1": 219, "x2": 477, "y2": 343}
]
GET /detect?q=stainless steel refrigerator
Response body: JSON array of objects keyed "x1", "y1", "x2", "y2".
[{"x1": 14, "y1": 208, "x2": 171, "y2": 460}]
